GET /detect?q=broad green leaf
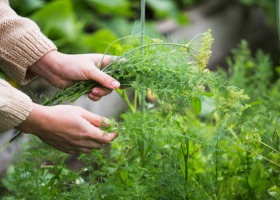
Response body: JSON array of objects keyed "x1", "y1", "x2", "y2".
[
  {"x1": 146, "y1": 0, "x2": 177, "y2": 18},
  {"x1": 82, "y1": 29, "x2": 119, "y2": 53},
  {"x1": 31, "y1": 0, "x2": 78, "y2": 40},
  {"x1": 10, "y1": 0, "x2": 45, "y2": 15},
  {"x1": 87, "y1": 0, "x2": 132, "y2": 16}
]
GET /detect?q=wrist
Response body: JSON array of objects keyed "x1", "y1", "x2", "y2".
[
  {"x1": 16, "y1": 102, "x2": 47, "y2": 134},
  {"x1": 28, "y1": 50, "x2": 62, "y2": 80}
]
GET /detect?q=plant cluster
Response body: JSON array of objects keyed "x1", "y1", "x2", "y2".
[
  {"x1": 0, "y1": 0, "x2": 279, "y2": 199},
  {"x1": 3, "y1": 30, "x2": 279, "y2": 200}
]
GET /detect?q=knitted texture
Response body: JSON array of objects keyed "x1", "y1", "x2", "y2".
[
  {"x1": 0, "y1": 0, "x2": 57, "y2": 132},
  {"x1": 0, "y1": 79, "x2": 32, "y2": 132},
  {"x1": 0, "y1": 0, "x2": 57, "y2": 84}
]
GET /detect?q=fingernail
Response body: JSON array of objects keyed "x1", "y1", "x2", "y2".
[
  {"x1": 111, "y1": 80, "x2": 120, "y2": 89},
  {"x1": 92, "y1": 88, "x2": 99, "y2": 95}
]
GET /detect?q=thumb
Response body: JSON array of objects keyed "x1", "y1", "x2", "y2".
[{"x1": 90, "y1": 67, "x2": 120, "y2": 90}]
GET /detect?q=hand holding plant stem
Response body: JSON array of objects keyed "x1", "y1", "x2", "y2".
[
  {"x1": 11, "y1": 30, "x2": 213, "y2": 153},
  {"x1": 16, "y1": 102, "x2": 117, "y2": 154},
  {"x1": 28, "y1": 50, "x2": 120, "y2": 101},
  {"x1": 42, "y1": 30, "x2": 214, "y2": 108},
  {"x1": 11, "y1": 51, "x2": 121, "y2": 153}
]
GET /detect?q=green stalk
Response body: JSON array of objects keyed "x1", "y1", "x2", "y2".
[
  {"x1": 192, "y1": 178, "x2": 213, "y2": 200},
  {"x1": 140, "y1": 0, "x2": 146, "y2": 112},
  {"x1": 215, "y1": 138, "x2": 219, "y2": 197},
  {"x1": 140, "y1": 0, "x2": 145, "y2": 44},
  {"x1": 252, "y1": 152, "x2": 280, "y2": 167},
  {"x1": 259, "y1": 141, "x2": 280, "y2": 153},
  {"x1": 181, "y1": 139, "x2": 189, "y2": 199},
  {"x1": 245, "y1": 147, "x2": 255, "y2": 200},
  {"x1": 116, "y1": 89, "x2": 136, "y2": 113},
  {"x1": 277, "y1": 0, "x2": 280, "y2": 42},
  {"x1": 133, "y1": 90, "x2": 138, "y2": 109}
]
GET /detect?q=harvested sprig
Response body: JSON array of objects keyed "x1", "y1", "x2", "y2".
[
  {"x1": 46, "y1": 29, "x2": 213, "y2": 105},
  {"x1": 9, "y1": 30, "x2": 214, "y2": 143}
]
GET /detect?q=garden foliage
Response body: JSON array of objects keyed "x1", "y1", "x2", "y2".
[
  {"x1": 1, "y1": 0, "x2": 279, "y2": 199},
  {"x1": 2, "y1": 30, "x2": 279, "y2": 199}
]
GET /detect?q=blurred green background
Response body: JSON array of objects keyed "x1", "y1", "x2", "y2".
[
  {"x1": 7, "y1": 0, "x2": 277, "y2": 55},
  {"x1": 9, "y1": 0, "x2": 198, "y2": 54}
]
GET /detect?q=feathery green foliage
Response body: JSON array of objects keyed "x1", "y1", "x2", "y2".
[
  {"x1": 43, "y1": 30, "x2": 213, "y2": 108},
  {"x1": 2, "y1": 34, "x2": 279, "y2": 200}
]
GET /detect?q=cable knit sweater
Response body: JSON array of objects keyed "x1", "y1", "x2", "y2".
[{"x1": 0, "y1": 0, "x2": 56, "y2": 132}]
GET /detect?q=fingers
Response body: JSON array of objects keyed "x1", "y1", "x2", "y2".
[
  {"x1": 81, "y1": 109, "x2": 118, "y2": 143},
  {"x1": 38, "y1": 105, "x2": 118, "y2": 155},
  {"x1": 88, "y1": 87, "x2": 112, "y2": 101},
  {"x1": 89, "y1": 67, "x2": 120, "y2": 90},
  {"x1": 83, "y1": 122, "x2": 118, "y2": 144},
  {"x1": 70, "y1": 129, "x2": 117, "y2": 155},
  {"x1": 84, "y1": 54, "x2": 120, "y2": 89},
  {"x1": 90, "y1": 54, "x2": 116, "y2": 68},
  {"x1": 81, "y1": 110, "x2": 108, "y2": 127},
  {"x1": 46, "y1": 136, "x2": 109, "y2": 155}
]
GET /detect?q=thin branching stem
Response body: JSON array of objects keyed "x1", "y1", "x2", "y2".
[{"x1": 116, "y1": 89, "x2": 136, "y2": 113}]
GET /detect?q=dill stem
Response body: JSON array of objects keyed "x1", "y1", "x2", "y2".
[
  {"x1": 259, "y1": 141, "x2": 280, "y2": 153},
  {"x1": 140, "y1": 0, "x2": 145, "y2": 46},
  {"x1": 253, "y1": 152, "x2": 280, "y2": 167},
  {"x1": 116, "y1": 89, "x2": 136, "y2": 113},
  {"x1": 245, "y1": 148, "x2": 255, "y2": 200},
  {"x1": 181, "y1": 139, "x2": 189, "y2": 199},
  {"x1": 119, "y1": 42, "x2": 188, "y2": 61},
  {"x1": 133, "y1": 91, "x2": 138, "y2": 109},
  {"x1": 277, "y1": 0, "x2": 280, "y2": 41},
  {"x1": 192, "y1": 178, "x2": 213, "y2": 200},
  {"x1": 140, "y1": 0, "x2": 146, "y2": 112}
]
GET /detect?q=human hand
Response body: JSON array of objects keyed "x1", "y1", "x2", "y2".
[
  {"x1": 28, "y1": 50, "x2": 120, "y2": 101},
  {"x1": 16, "y1": 103, "x2": 118, "y2": 154}
]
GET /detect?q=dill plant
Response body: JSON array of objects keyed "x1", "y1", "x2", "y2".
[
  {"x1": 4, "y1": 33, "x2": 273, "y2": 200},
  {"x1": 7, "y1": 30, "x2": 214, "y2": 142},
  {"x1": 42, "y1": 30, "x2": 214, "y2": 109}
]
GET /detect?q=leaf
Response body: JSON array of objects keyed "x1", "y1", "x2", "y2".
[
  {"x1": 191, "y1": 97, "x2": 202, "y2": 115},
  {"x1": 248, "y1": 166, "x2": 270, "y2": 191},
  {"x1": 202, "y1": 92, "x2": 213, "y2": 97},
  {"x1": 87, "y1": 0, "x2": 132, "y2": 16},
  {"x1": 10, "y1": 0, "x2": 45, "y2": 15},
  {"x1": 176, "y1": 12, "x2": 189, "y2": 25},
  {"x1": 31, "y1": 0, "x2": 78, "y2": 40},
  {"x1": 268, "y1": 186, "x2": 280, "y2": 199},
  {"x1": 146, "y1": 0, "x2": 177, "y2": 18},
  {"x1": 82, "y1": 29, "x2": 119, "y2": 53}
]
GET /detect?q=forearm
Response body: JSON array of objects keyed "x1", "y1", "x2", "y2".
[
  {"x1": 0, "y1": 0, "x2": 56, "y2": 85},
  {"x1": 0, "y1": 79, "x2": 32, "y2": 132}
]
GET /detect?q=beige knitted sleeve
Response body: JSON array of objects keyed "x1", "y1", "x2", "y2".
[
  {"x1": 0, "y1": 0, "x2": 57, "y2": 85},
  {"x1": 0, "y1": 79, "x2": 32, "y2": 132}
]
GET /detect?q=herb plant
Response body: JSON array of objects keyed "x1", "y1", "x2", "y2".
[
  {"x1": 4, "y1": 31, "x2": 279, "y2": 200},
  {"x1": 1, "y1": 0, "x2": 279, "y2": 199}
]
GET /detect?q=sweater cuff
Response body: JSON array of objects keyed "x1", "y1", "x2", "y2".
[
  {"x1": 1, "y1": 30, "x2": 57, "y2": 85},
  {"x1": 0, "y1": 80, "x2": 32, "y2": 132}
]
